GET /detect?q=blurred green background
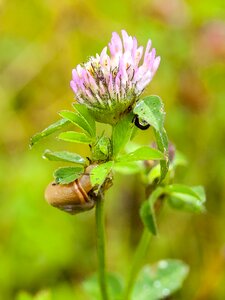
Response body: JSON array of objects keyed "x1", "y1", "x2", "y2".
[{"x1": 0, "y1": 0, "x2": 225, "y2": 299}]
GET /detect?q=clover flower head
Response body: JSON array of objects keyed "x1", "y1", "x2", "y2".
[{"x1": 70, "y1": 30, "x2": 160, "y2": 124}]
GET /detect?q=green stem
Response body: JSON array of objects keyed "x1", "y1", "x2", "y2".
[
  {"x1": 124, "y1": 228, "x2": 152, "y2": 300},
  {"x1": 95, "y1": 193, "x2": 109, "y2": 300}
]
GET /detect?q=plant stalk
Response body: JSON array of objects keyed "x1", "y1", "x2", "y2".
[
  {"x1": 124, "y1": 228, "x2": 152, "y2": 300},
  {"x1": 95, "y1": 192, "x2": 109, "y2": 300}
]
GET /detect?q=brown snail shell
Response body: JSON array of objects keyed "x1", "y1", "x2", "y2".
[{"x1": 45, "y1": 165, "x2": 97, "y2": 214}]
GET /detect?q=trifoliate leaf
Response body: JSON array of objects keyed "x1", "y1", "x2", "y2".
[{"x1": 131, "y1": 260, "x2": 189, "y2": 300}]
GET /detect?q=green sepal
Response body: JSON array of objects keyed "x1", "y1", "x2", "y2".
[
  {"x1": 54, "y1": 166, "x2": 84, "y2": 184},
  {"x1": 42, "y1": 150, "x2": 86, "y2": 164},
  {"x1": 30, "y1": 119, "x2": 69, "y2": 147}
]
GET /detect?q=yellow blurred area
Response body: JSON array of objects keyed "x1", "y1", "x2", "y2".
[{"x1": 0, "y1": 0, "x2": 225, "y2": 299}]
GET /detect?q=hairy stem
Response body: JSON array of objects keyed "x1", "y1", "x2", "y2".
[
  {"x1": 124, "y1": 228, "x2": 152, "y2": 300},
  {"x1": 95, "y1": 193, "x2": 109, "y2": 300}
]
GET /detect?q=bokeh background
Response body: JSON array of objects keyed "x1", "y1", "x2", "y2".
[{"x1": 0, "y1": 0, "x2": 225, "y2": 299}]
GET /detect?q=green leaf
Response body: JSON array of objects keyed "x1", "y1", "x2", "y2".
[
  {"x1": 131, "y1": 260, "x2": 189, "y2": 300},
  {"x1": 133, "y1": 96, "x2": 169, "y2": 181},
  {"x1": 90, "y1": 161, "x2": 113, "y2": 187},
  {"x1": 54, "y1": 166, "x2": 84, "y2": 184},
  {"x1": 72, "y1": 103, "x2": 96, "y2": 137},
  {"x1": 112, "y1": 112, "x2": 134, "y2": 157},
  {"x1": 165, "y1": 184, "x2": 201, "y2": 198},
  {"x1": 83, "y1": 272, "x2": 124, "y2": 300},
  {"x1": 117, "y1": 146, "x2": 164, "y2": 163},
  {"x1": 42, "y1": 150, "x2": 86, "y2": 164},
  {"x1": 58, "y1": 131, "x2": 92, "y2": 144},
  {"x1": 134, "y1": 96, "x2": 164, "y2": 131},
  {"x1": 166, "y1": 184, "x2": 206, "y2": 213},
  {"x1": 192, "y1": 186, "x2": 206, "y2": 203},
  {"x1": 140, "y1": 187, "x2": 164, "y2": 235},
  {"x1": 113, "y1": 161, "x2": 143, "y2": 174},
  {"x1": 30, "y1": 119, "x2": 69, "y2": 147},
  {"x1": 125, "y1": 141, "x2": 142, "y2": 153},
  {"x1": 59, "y1": 110, "x2": 94, "y2": 137}
]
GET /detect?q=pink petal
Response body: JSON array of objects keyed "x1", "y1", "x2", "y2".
[
  {"x1": 121, "y1": 29, "x2": 133, "y2": 52},
  {"x1": 70, "y1": 80, "x2": 78, "y2": 93},
  {"x1": 144, "y1": 40, "x2": 152, "y2": 61},
  {"x1": 152, "y1": 56, "x2": 161, "y2": 75},
  {"x1": 109, "y1": 32, "x2": 123, "y2": 56}
]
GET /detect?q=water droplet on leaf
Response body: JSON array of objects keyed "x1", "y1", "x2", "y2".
[
  {"x1": 162, "y1": 288, "x2": 170, "y2": 297},
  {"x1": 153, "y1": 280, "x2": 161, "y2": 288},
  {"x1": 158, "y1": 260, "x2": 168, "y2": 269}
]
